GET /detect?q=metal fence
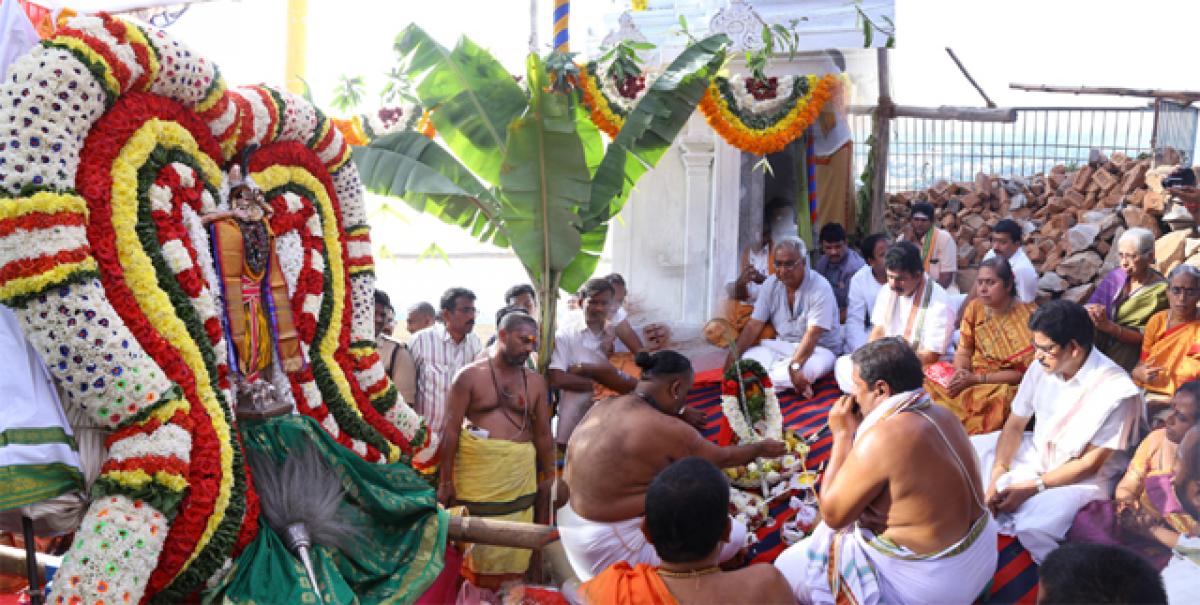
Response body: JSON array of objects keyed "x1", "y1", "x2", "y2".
[{"x1": 850, "y1": 103, "x2": 1199, "y2": 193}]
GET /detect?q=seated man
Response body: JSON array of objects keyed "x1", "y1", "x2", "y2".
[
  {"x1": 1037, "y1": 542, "x2": 1167, "y2": 605},
  {"x1": 1068, "y1": 379, "x2": 1200, "y2": 569},
  {"x1": 775, "y1": 337, "x2": 997, "y2": 605},
  {"x1": 843, "y1": 233, "x2": 889, "y2": 353},
  {"x1": 981, "y1": 219, "x2": 1038, "y2": 304},
  {"x1": 549, "y1": 279, "x2": 637, "y2": 449},
  {"x1": 834, "y1": 241, "x2": 953, "y2": 392},
  {"x1": 898, "y1": 201, "x2": 957, "y2": 290},
  {"x1": 814, "y1": 223, "x2": 865, "y2": 324},
  {"x1": 973, "y1": 300, "x2": 1141, "y2": 562},
  {"x1": 559, "y1": 350, "x2": 786, "y2": 580},
  {"x1": 580, "y1": 457, "x2": 794, "y2": 605},
  {"x1": 437, "y1": 312, "x2": 553, "y2": 589},
  {"x1": 735, "y1": 236, "x2": 841, "y2": 396},
  {"x1": 723, "y1": 198, "x2": 795, "y2": 337}
]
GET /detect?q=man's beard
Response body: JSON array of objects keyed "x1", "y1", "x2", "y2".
[{"x1": 502, "y1": 350, "x2": 529, "y2": 367}]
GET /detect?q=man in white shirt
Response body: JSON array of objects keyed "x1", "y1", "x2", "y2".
[
  {"x1": 733, "y1": 237, "x2": 840, "y2": 397},
  {"x1": 980, "y1": 219, "x2": 1037, "y2": 304},
  {"x1": 842, "y1": 233, "x2": 890, "y2": 354},
  {"x1": 834, "y1": 241, "x2": 954, "y2": 392},
  {"x1": 898, "y1": 202, "x2": 957, "y2": 290},
  {"x1": 550, "y1": 279, "x2": 636, "y2": 449},
  {"x1": 409, "y1": 287, "x2": 483, "y2": 448},
  {"x1": 973, "y1": 300, "x2": 1141, "y2": 562}
]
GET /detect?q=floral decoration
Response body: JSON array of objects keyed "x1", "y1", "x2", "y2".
[
  {"x1": 0, "y1": 12, "x2": 433, "y2": 604},
  {"x1": 720, "y1": 359, "x2": 783, "y2": 443},
  {"x1": 698, "y1": 73, "x2": 840, "y2": 155}
]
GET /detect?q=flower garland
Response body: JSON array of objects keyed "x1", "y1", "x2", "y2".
[
  {"x1": 698, "y1": 73, "x2": 840, "y2": 155},
  {"x1": 0, "y1": 13, "x2": 435, "y2": 602},
  {"x1": 720, "y1": 359, "x2": 783, "y2": 443},
  {"x1": 574, "y1": 61, "x2": 654, "y2": 139}
]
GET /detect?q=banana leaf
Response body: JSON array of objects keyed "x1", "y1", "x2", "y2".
[
  {"x1": 498, "y1": 54, "x2": 592, "y2": 281},
  {"x1": 352, "y1": 132, "x2": 508, "y2": 247},
  {"x1": 393, "y1": 24, "x2": 528, "y2": 186},
  {"x1": 581, "y1": 33, "x2": 729, "y2": 232}
]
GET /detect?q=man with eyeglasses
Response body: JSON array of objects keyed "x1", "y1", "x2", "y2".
[
  {"x1": 972, "y1": 300, "x2": 1141, "y2": 563},
  {"x1": 410, "y1": 287, "x2": 483, "y2": 449},
  {"x1": 732, "y1": 237, "x2": 841, "y2": 398}
]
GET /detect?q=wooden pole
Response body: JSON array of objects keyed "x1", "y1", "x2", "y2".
[
  {"x1": 0, "y1": 546, "x2": 56, "y2": 586},
  {"x1": 1150, "y1": 97, "x2": 1163, "y2": 168},
  {"x1": 869, "y1": 47, "x2": 892, "y2": 233},
  {"x1": 848, "y1": 105, "x2": 1017, "y2": 123},
  {"x1": 1009, "y1": 83, "x2": 1200, "y2": 103},
  {"x1": 945, "y1": 48, "x2": 995, "y2": 108},
  {"x1": 447, "y1": 515, "x2": 559, "y2": 550}
]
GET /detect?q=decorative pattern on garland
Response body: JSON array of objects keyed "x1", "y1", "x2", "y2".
[
  {"x1": 0, "y1": 12, "x2": 434, "y2": 604},
  {"x1": 699, "y1": 73, "x2": 840, "y2": 155},
  {"x1": 576, "y1": 61, "x2": 649, "y2": 138},
  {"x1": 720, "y1": 359, "x2": 783, "y2": 443}
]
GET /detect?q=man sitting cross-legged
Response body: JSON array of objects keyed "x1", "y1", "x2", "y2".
[
  {"x1": 775, "y1": 337, "x2": 997, "y2": 604},
  {"x1": 734, "y1": 236, "x2": 841, "y2": 397},
  {"x1": 973, "y1": 300, "x2": 1141, "y2": 563},
  {"x1": 559, "y1": 350, "x2": 787, "y2": 581},
  {"x1": 437, "y1": 312, "x2": 555, "y2": 589},
  {"x1": 580, "y1": 457, "x2": 795, "y2": 605}
]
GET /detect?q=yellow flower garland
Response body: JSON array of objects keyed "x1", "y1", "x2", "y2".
[
  {"x1": 576, "y1": 63, "x2": 624, "y2": 138},
  {"x1": 110, "y1": 119, "x2": 233, "y2": 577},
  {"x1": 252, "y1": 165, "x2": 402, "y2": 464},
  {"x1": 698, "y1": 73, "x2": 840, "y2": 155}
]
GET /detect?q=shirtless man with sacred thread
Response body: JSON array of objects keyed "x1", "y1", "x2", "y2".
[
  {"x1": 558, "y1": 350, "x2": 787, "y2": 581},
  {"x1": 437, "y1": 312, "x2": 555, "y2": 589}
]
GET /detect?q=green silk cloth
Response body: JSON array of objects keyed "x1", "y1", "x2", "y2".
[
  {"x1": 1102, "y1": 280, "x2": 1168, "y2": 371},
  {"x1": 206, "y1": 414, "x2": 447, "y2": 604}
]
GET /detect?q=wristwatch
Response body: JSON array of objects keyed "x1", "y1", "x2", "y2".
[
  {"x1": 1035, "y1": 476, "x2": 1047, "y2": 493},
  {"x1": 789, "y1": 362, "x2": 802, "y2": 372}
]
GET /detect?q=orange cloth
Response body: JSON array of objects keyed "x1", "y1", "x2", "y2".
[
  {"x1": 595, "y1": 352, "x2": 640, "y2": 400},
  {"x1": 815, "y1": 141, "x2": 855, "y2": 231},
  {"x1": 1136, "y1": 312, "x2": 1200, "y2": 398},
  {"x1": 927, "y1": 299, "x2": 1036, "y2": 435},
  {"x1": 213, "y1": 219, "x2": 304, "y2": 378},
  {"x1": 581, "y1": 562, "x2": 679, "y2": 605}
]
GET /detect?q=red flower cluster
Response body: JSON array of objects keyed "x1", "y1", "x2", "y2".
[{"x1": 745, "y1": 76, "x2": 779, "y2": 100}]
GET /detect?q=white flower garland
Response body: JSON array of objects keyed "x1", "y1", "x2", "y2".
[
  {"x1": 720, "y1": 388, "x2": 783, "y2": 443},
  {"x1": 731, "y1": 74, "x2": 796, "y2": 117}
]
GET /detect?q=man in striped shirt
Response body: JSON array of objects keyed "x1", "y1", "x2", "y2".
[{"x1": 410, "y1": 287, "x2": 483, "y2": 448}]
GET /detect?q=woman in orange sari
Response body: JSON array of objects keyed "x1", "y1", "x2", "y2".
[
  {"x1": 927, "y1": 257, "x2": 1036, "y2": 434},
  {"x1": 1133, "y1": 265, "x2": 1200, "y2": 414}
]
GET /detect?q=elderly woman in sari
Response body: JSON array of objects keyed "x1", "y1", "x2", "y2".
[
  {"x1": 1068, "y1": 380, "x2": 1200, "y2": 569},
  {"x1": 927, "y1": 257, "x2": 1036, "y2": 434},
  {"x1": 1086, "y1": 227, "x2": 1169, "y2": 371},
  {"x1": 1133, "y1": 265, "x2": 1200, "y2": 414}
]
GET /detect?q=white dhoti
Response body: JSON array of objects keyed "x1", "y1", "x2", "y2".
[
  {"x1": 1165, "y1": 537, "x2": 1200, "y2": 605},
  {"x1": 742, "y1": 340, "x2": 836, "y2": 391},
  {"x1": 556, "y1": 501, "x2": 748, "y2": 581},
  {"x1": 971, "y1": 431, "x2": 1108, "y2": 562},
  {"x1": 775, "y1": 514, "x2": 997, "y2": 605}
]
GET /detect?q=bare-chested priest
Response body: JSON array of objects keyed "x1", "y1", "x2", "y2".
[
  {"x1": 558, "y1": 350, "x2": 787, "y2": 581},
  {"x1": 775, "y1": 338, "x2": 997, "y2": 604},
  {"x1": 437, "y1": 312, "x2": 554, "y2": 589}
]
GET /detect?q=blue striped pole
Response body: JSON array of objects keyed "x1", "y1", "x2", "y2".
[{"x1": 553, "y1": 0, "x2": 570, "y2": 52}]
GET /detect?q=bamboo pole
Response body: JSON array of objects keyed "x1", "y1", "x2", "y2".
[
  {"x1": 868, "y1": 47, "x2": 891, "y2": 233},
  {"x1": 1009, "y1": 83, "x2": 1200, "y2": 103},
  {"x1": 283, "y1": 0, "x2": 308, "y2": 95},
  {"x1": 945, "y1": 48, "x2": 995, "y2": 108},
  {"x1": 447, "y1": 516, "x2": 558, "y2": 550}
]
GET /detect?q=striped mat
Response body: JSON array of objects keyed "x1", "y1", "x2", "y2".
[{"x1": 686, "y1": 377, "x2": 1038, "y2": 604}]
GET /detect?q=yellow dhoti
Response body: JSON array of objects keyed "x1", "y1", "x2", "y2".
[{"x1": 453, "y1": 429, "x2": 537, "y2": 577}]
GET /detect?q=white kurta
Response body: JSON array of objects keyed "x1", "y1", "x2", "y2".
[
  {"x1": 842, "y1": 265, "x2": 885, "y2": 354},
  {"x1": 743, "y1": 273, "x2": 840, "y2": 389},
  {"x1": 971, "y1": 349, "x2": 1140, "y2": 562},
  {"x1": 549, "y1": 313, "x2": 612, "y2": 445}
]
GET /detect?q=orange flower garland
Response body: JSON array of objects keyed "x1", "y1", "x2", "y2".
[
  {"x1": 699, "y1": 73, "x2": 840, "y2": 155},
  {"x1": 576, "y1": 63, "x2": 624, "y2": 138}
]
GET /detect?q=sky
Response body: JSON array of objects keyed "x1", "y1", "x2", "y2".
[{"x1": 41, "y1": 0, "x2": 1200, "y2": 326}]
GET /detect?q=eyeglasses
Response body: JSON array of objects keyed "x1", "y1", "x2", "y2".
[
  {"x1": 775, "y1": 259, "x2": 802, "y2": 269},
  {"x1": 1169, "y1": 286, "x2": 1200, "y2": 296},
  {"x1": 1117, "y1": 252, "x2": 1145, "y2": 261},
  {"x1": 1032, "y1": 341, "x2": 1062, "y2": 355}
]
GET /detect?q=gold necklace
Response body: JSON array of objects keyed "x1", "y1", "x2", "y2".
[{"x1": 656, "y1": 566, "x2": 721, "y2": 579}]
